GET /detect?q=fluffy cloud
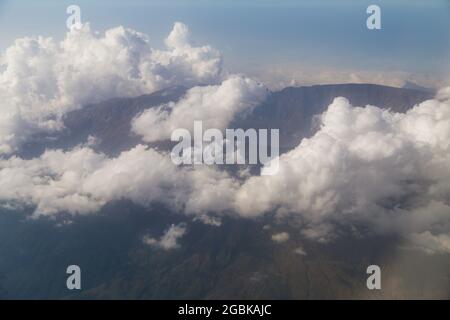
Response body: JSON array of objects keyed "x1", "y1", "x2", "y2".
[
  {"x1": 143, "y1": 223, "x2": 187, "y2": 250},
  {"x1": 409, "y1": 232, "x2": 450, "y2": 254},
  {"x1": 234, "y1": 96, "x2": 450, "y2": 247},
  {"x1": 271, "y1": 232, "x2": 290, "y2": 243},
  {"x1": 0, "y1": 22, "x2": 223, "y2": 154},
  {"x1": 294, "y1": 246, "x2": 307, "y2": 256},
  {"x1": 132, "y1": 75, "x2": 268, "y2": 142},
  {"x1": 0, "y1": 144, "x2": 239, "y2": 217}
]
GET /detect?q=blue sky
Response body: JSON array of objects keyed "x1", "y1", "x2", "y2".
[{"x1": 1, "y1": 0, "x2": 449, "y2": 86}]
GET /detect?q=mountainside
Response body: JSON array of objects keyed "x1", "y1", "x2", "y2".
[
  {"x1": 235, "y1": 83, "x2": 433, "y2": 151},
  {"x1": 2, "y1": 204, "x2": 450, "y2": 300}
]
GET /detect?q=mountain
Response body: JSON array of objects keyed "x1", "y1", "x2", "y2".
[
  {"x1": 2, "y1": 204, "x2": 450, "y2": 300},
  {"x1": 234, "y1": 83, "x2": 433, "y2": 152},
  {"x1": 19, "y1": 86, "x2": 187, "y2": 158},
  {"x1": 2, "y1": 83, "x2": 445, "y2": 300},
  {"x1": 402, "y1": 81, "x2": 434, "y2": 93},
  {"x1": 20, "y1": 83, "x2": 433, "y2": 158}
]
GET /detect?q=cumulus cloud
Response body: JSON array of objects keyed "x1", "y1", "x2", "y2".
[
  {"x1": 0, "y1": 144, "x2": 239, "y2": 217},
  {"x1": 193, "y1": 215, "x2": 222, "y2": 226},
  {"x1": 294, "y1": 246, "x2": 307, "y2": 256},
  {"x1": 0, "y1": 22, "x2": 223, "y2": 154},
  {"x1": 271, "y1": 232, "x2": 290, "y2": 243},
  {"x1": 234, "y1": 95, "x2": 450, "y2": 249},
  {"x1": 132, "y1": 75, "x2": 268, "y2": 142},
  {"x1": 409, "y1": 232, "x2": 450, "y2": 254},
  {"x1": 143, "y1": 223, "x2": 187, "y2": 250}
]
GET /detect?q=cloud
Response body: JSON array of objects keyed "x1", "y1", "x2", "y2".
[
  {"x1": 194, "y1": 215, "x2": 222, "y2": 226},
  {"x1": 143, "y1": 223, "x2": 187, "y2": 250},
  {"x1": 294, "y1": 246, "x2": 307, "y2": 256},
  {"x1": 0, "y1": 22, "x2": 223, "y2": 154},
  {"x1": 234, "y1": 95, "x2": 450, "y2": 250},
  {"x1": 132, "y1": 75, "x2": 268, "y2": 142},
  {"x1": 271, "y1": 232, "x2": 290, "y2": 243},
  {"x1": 161, "y1": 22, "x2": 223, "y2": 84},
  {"x1": 409, "y1": 231, "x2": 450, "y2": 254},
  {"x1": 0, "y1": 144, "x2": 239, "y2": 217}
]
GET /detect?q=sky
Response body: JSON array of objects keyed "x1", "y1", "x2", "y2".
[{"x1": 0, "y1": 0, "x2": 450, "y2": 87}]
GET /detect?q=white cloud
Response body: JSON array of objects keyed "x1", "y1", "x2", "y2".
[
  {"x1": 0, "y1": 22, "x2": 223, "y2": 154},
  {"x1": 234, "y1": 94, "x2": 450, "y2": 251},
  {"x1": 0, "y1": 144, "x2": 239, "y2": 217},
  {"x1": 160, "y1": 22, "x2": 223, "y2": 85},
  {"x1": 132, "y1": 75, "x2": 268, "y2": 142},
  {"x1": 271, "y1": 232, "x2": 290, "y2": 243},
  {"x1": 294, "y1": 246, "x2": 307, "y2": 256},
  {"x1": 409, "y1": 232, "x2": 450, "y2": 254},
  {"x1": 143, "y1": 223, "x2": 187, "y2": 250},
  {"x1": 193, "y1": 215, "x2": 222, "y2": 226}
]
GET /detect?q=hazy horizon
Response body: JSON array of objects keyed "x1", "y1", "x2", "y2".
[{"x1": 1, "y1": 0, "x2": 449, "y2": 89}]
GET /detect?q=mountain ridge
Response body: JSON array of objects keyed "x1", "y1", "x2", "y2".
[{"x1": 20, "y1": 83, "x2": 434, "y2": 158}]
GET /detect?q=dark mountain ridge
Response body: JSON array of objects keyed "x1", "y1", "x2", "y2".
[{"x1": 20, "y1": 83, "x2": 433, "y2": 158}]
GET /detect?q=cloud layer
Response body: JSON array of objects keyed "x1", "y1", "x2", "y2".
[
  {"x1": 0, "y1": 144, "x2": 238, "y2": 217},
  {"x1": 3, "y1": 92, "x2": 450, "y2": 254}
]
